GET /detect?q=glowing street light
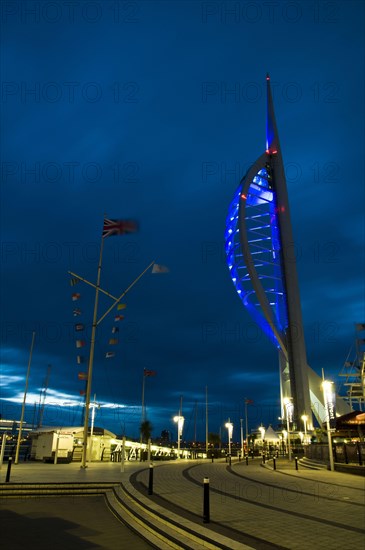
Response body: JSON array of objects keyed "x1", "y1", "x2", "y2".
[
  {"x1": 283, "y1": 398, "x2": 293, "y2": 461},
  {"x1": 321, "y1": 379, "x2": 335, "y2": 472},
  {"x1": 173, "y1": 415, "x2": 184, "y2": 459},
  {"x1": 225, "y1": 419, "x2": 233, "y2": 456},
  {"x1": 301, "y1": 414, "x2": 308, "y2": 445}
]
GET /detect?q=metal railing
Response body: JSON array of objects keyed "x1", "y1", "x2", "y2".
[{"x1": 304, "y1": 443, "x2": 365, "y2": 465}]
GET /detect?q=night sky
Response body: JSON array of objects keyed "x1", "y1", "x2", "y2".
[{"x1": 1, "y1": 1, "x2": 364, "y2": 443}]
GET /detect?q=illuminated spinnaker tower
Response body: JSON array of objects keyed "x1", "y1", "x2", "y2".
[{"x1": 225, "y1": 75, "x2": 312, "y2": 429}]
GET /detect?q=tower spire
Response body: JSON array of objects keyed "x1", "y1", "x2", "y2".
[{"x1": 266, "y1": 73, "x2": 280, "y2": 155}]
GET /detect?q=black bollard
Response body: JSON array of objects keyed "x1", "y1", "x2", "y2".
[
  {"x1": 273, "y1": 457, "x2": 276, "y2": 470},
  {"x1": 295, "y1": 456, "x2": 298, "y2": 470},
  {"x1": 203, "y1": 477, "x2": 210, "y2": 523},
  {"x1": 6, "y1": 457, "x2": 12, "y2": 482},
  {"x1": 262, "y1": 453, "x2": 266, "y2": 464},
  {"x1": 211, "y1": 455, "x2": 214, "y2": 463},
  {"x1": 229, "y1": 454, "x2": 231, "y2": 466},
  {"x1": 245, "y1": 455, "x2": 249, "y2": 465},
  {"x1": 148, "y1": 463, "x2": 154, "y2": 495},
  {"x1": 357, "y1": 442, "x2": 362, "y2": 466}
]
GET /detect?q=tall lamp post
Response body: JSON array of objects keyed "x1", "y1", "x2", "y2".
[
  {"x1": 240, "y1": 418, "x2": 244, "y2": 457},
  {"x1": 283, "y1": 398, "x2": 293, "y2": 461},
  {"x1": 225, "y1": 419, "x2": 233, "y2": 457},
  {"x1": 301, "y1": 414, "x2": 308, "y2": 445},
  {"x1": 88, "y1": 394, "x2": 99, "y2": 462},
  {"x1": 282, "y1": 430, "x2": 287, "y2": 455},
  {"x1": 258, "y1": 425, "x2": 265, "y2": 454},
  {"x1": 173, "y1": 415, "x2": 184, "y2": 459},
  {"x1": 321, "y1": 379, "x2": 335, "y2": 472}
]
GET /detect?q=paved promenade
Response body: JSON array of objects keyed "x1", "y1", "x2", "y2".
[{"x1": 1, "y1": 457, "x2": 364, "y2": 549}]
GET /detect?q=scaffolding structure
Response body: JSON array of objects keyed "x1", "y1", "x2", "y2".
[{"x1": 339, "y1": 325, "x2": 365, "y2": 411}]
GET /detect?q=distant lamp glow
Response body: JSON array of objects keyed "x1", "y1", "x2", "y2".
[
  {"x1": 173, "y1": 415, "x2": 184, "y2": 459},
  {"x1": 225, "y1": 419, "x2": 233, "y2": 456}
]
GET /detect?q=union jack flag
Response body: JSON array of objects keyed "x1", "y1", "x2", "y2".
[
  {"x1": 144, "y1": 369, "x2": 157, "y2": 377},
  {"x1": 102, "y1": 218, "x2": 138, "y2": 238}
]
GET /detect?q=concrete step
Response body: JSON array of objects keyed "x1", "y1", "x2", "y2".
[
  {"x1": 0, "y1": 482, "x2": 118, "y2": 497},
  {"x1": 113, "y1": 477, "x2": 253, "y2": 550},
  {"x1": 0, "y1": 480, "x2": 252, "y2": 549},
  {"x1": 298, "y1": 457, "x2": 328, "y2": 470}
]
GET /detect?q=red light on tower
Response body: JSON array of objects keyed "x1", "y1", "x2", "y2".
[{"x1": 241, "y1": 193, "x2": 247, "y2": 200}]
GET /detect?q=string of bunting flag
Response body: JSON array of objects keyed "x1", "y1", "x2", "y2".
[
  {"x1": 70, "y1": 277, "x2": 88, "y2": 396},
  {"x1": 105, "y1": 302, "x2": 127, "y2": 359}
]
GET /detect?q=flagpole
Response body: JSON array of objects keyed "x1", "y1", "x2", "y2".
[
  {"x1": 205, "y1": 386, "x2": 208, "y2": 457},
  {"x1": 15, "y1": 331, "x2": 35, "y2": 464},
  {"x1": 141, "y1": 371, "x2": 146, "y2": 444},
  {"x1": 81, "y1": 234, "x2": 105, "y2": 469},
  {"x1": 240, "y1": 418, "x2": 244, "y2": 457},
  {"x1": 142, "y1": 373, "x2": 146, "y2": 422},
  {"x1": 245, "y1": 398, "x2": 248, "y2": 447},
  {"x1": 194, "y1": 401, "x2": 197, "y2": 444}
]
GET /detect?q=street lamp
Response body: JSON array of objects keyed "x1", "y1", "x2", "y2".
[
  {"x1": 301, "y1": 414, "x2": 308, "y2": 445},
  {"x1": 88, "y1": 394, "x2": 100, "y2": 462},
  {"x1": 225, "y1": 419, "x2": 233, "y2": 457},
  {"x1": 240, "y1": 418, "x2": 244, "y2": 458},
  {"x1": 283, "y1": 398, "x2": 293, "y2": 461},
  {"x1": 258, "y1": 425, "x2": 265, "y2": 455},
  {"x1": 321, "y1": 380, "x2": 335, "y2": 472},
  {"x1": 173, "y1": 415, "x2": 184, "y2": 459},
  {"x1": 282, "y1": 430, "x2": 287, "y2": 455}
]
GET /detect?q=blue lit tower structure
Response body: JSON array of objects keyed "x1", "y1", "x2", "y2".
[{"x1": 225, "y1": 75, "x2": 312, "y2": 429}]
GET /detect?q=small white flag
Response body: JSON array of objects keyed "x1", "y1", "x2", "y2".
[{"x1": 152, "y1": 263, "x2": 169, "y2": 274}]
